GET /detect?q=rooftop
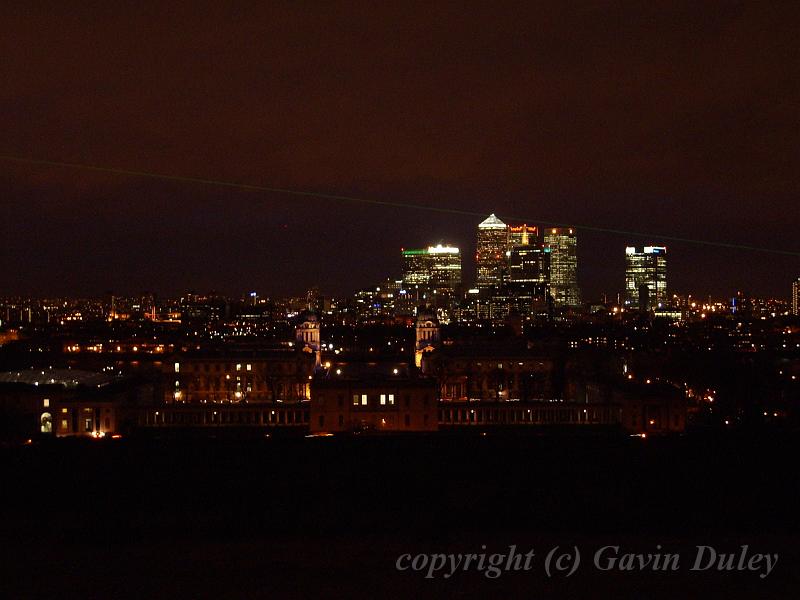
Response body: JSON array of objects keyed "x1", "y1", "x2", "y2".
[
  {"x1": 0, "y1": 367, "x2": 117, "y2": 388},
  {"x1": 478, "y1": 213, "x2": 507, "y2": 229}
]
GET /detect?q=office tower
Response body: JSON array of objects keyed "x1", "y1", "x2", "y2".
[
  {"x1": 624, "y1": 246, "x2": 667, "y2": 310},
  {"x1": 506, "y1": 243, "x2": 551, "y2": 316},
  {"x1": 508, "y1": 224, "x2": 538, "y2": 247},
  {"x1": 507, "y1": 243, "x2": 550, "y2": 287},
  {"x1": 402, "y1": 245, "x2": 462, "y2": 297},
  {"x1": 476, "y1": 214, "x2": 508, "y2": 291},
  {"x1": 543, "y1": 228, "x2": 580, "y2": 307},
  {"x1": 793, "y1": 278, "x2": 800, "y2": 316}
]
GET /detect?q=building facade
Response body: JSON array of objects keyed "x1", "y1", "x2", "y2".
[
  {"x1": 793, "y1": 277, "x2": 800, "y2": 316},
  {"x1": 543, "y1": 228, "x2": 580, "y2": 308},
  {"x1": 624, "y1": 246, "x2": 667, "y2": 310},
  {"x1": 169, "y1": 351, "x2": 316, "y2": 404},
  {"x1": 508, "y1": 223, "x2": 537, "y2": 247},
  {"x1": 401, "y1": 245, "x2": 462, "y2": 307},
  {"x1": 309, "y1": 377, "x2": 439, "y2": 433},
  {"x1": 476, "y1": 214, "x2": 508, "y2": 291}
]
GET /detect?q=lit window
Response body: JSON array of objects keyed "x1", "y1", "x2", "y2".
[
  {"x1": 236, "y1": 364, "x2": 242, "y2": 371},
  {"x1": 174, "y1": 362, "x2": 180, "y2": 373},
  {"x1": 352, "y1": 394, "x2": 359, "y2": 406},
  {"x1": 388, "y1": 394, "x2": 395, "y2": 405},
  {"x1": 61, "y1": 408, "x2": 68, "y2": 414},
  {"x1": 246, "y1": 364, "x2": 252, "y2": 371},
  {"x1": 43, "y1": 398, "x2": 49, "y2": 408},
  {"x1": 380, "y1": 394, "x2": 387, "y2": 405},
  {"x1": 61, "y1": 419, "x2": 68, "y2": 430},
  {"x1": 361, "y1": 394, "x2": 368, "y2": 406}
]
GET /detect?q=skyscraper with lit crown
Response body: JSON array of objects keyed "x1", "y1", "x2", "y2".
[
  {"x1": 793, "y1": 277, "x2": 800, "y2": 316},
  {"x1": 508, "y1": 224, "x2": 537, "y2": 247},
  {"x1": 476, "y1": 214, "x2": 508, "y2": 291}
]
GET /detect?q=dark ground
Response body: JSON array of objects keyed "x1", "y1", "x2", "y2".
[{"x1": 1, "y1": 431, "x2": 799, "y2": 599}]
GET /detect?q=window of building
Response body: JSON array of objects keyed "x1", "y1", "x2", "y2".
[
  {"x1": 388, "y1": 394, "x2": 395, "y2": 405},
  {"x1": 352, "y1": 394, "x2": 359, "y2": 406},
  {"x1": 84, "y1": 418, "x2": 93, "y2": 432},
  {"x1": 236, "y1": 363, "x2": 242, "y2": 371},
  {"x1": 246, "y1": 364, "x2": 252, "y2": 371},
  {"x1": 40, "y1": 413, "x2": 52, "y2": 434},
  {"x1": 43, "y1": 398, "x2": 49, "y2": 408},
  {"x1": 361, "y1": 394, "x2": 368, "y2": 406},
  {"x1": 174, "y1": 362, "x2": 180, "y2": 373},
  {"x1": 61, "y1": 419, "x2": 69, "y2": 431}
]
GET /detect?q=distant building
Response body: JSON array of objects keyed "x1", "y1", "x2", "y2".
[
  {"x1": 544, "y1": 228, "x2": 580, "y2": 307},
  {"x1": 309, "y1": 376, "x2": 438, "y2": 433},
  {"x1": 401, "y1": 245, "x2": 462, "y2": 304},
  {"x1": 508, "y1": 243, "x2": 550, "y2": 286},
  {"x1": 169, "y1": 350, "x2": 316, "y2": 404},
  {"x1": 793, "y1": 278, "x2": 800, "y2": 316},
  {"x1": 295, "y1": 310, "x2": 321, "y2": 367},
  {"x1": 414, "y1": 307, "x2": 440, "y2": 368},
  {"x1": 508, "y1": 223, "x2": 537, "y2": 247},
  {"x1": 0, "y1": 368, "x2": 133, "y2": 440},
  {"x1": 476, "y1": 214, "x2": 508, "y2": 291},
  {"x1": 624, "y1": 246, "x2": 667, "y2": 310},
  {"x1": 506, "y1": 243, "x2": 551, "y2": 316}
]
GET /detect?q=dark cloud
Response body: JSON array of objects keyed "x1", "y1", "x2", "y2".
[{"x1": 2, "y1": 2, "x2": 798, "y2": 299}]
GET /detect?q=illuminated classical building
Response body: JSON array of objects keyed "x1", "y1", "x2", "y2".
[
  {"x1": 476, "y1": 214, "x2": 508, "y2": 291},
  {"x1": 624, "y1": 246, "x2": 667, "y2": 310},
  {"x1": 295, "y1": 310, "x2": 321, "y2": 367},
  {"x1": 414, "y1": 307, "x2": 440, "y2": 368},
  {"x1": 543, "y1": 228, "x2": 580, "y2": 308}
]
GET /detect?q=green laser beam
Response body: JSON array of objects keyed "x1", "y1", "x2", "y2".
[{"x1": 2, "y1": 153, "x2": 799, "y2": 257}]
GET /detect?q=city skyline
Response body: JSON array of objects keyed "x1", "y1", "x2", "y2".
[
  {"x1": 1, "y1": 212, "x2": 795, "y2": 307},
  {"x1": 2, "y1": 5, "x2": 800, "y2": 598}
]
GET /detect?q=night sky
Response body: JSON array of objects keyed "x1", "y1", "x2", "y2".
[{"x1": 2, "y1": 2, "x2": 798, "y2": 300}]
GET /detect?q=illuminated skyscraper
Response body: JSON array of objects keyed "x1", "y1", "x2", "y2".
[
  {"x1": 624, "y1": 246, "x2": 667, "y2": 310},
  {"x1": 402, "y1": 245, "x2": 462, "y2": 298},
  {"x1": 476, "y1": 214, "x2": 508, "y2": 291},
  {"x1": 508, "y1": 224, "x2": 537, "y2": 247},
  {"x1": 543, "y1": 228, "x2": 580, "y2": 307},
  {"x1": 793, "y1": 277, "x2": 800, "y2": 316}
]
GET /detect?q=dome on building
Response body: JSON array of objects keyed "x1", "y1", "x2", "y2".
[
  {"x1": 415, "y1": 306, "x2": 438, "y2": 324},
  {"x1": 296, "y1": 309, "x2": 319, "y2": 324}
]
